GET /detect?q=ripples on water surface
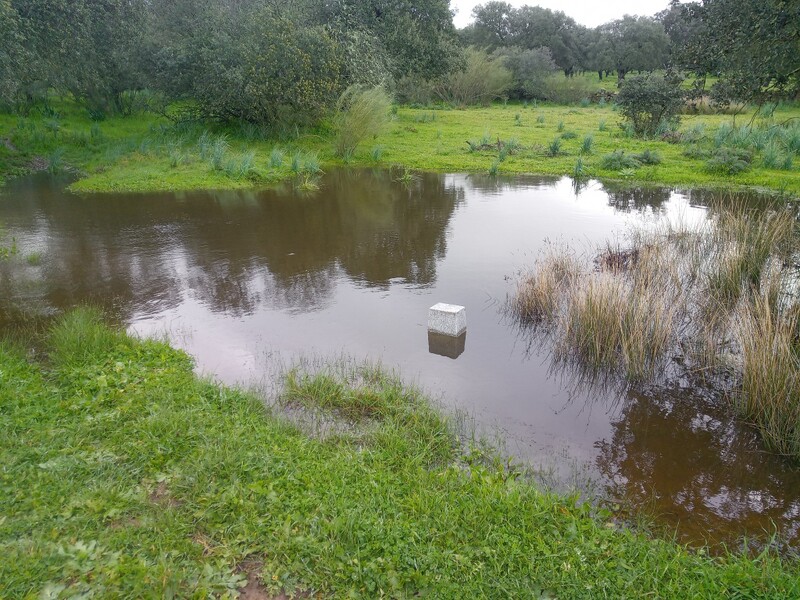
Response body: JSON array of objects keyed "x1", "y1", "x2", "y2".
[{"x1": 1, "y1": 169, "x2": 798, "y2": 550}]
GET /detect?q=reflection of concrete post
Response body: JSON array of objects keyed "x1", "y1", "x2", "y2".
[
  {"x1": 427, "y1": 303, "x2": 466, "y2": 336},
  {"x1": 428, "y1": 331, "x2": 467, "y2": 359}
]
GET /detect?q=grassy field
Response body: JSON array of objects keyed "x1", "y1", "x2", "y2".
[
  {"x1": 1, "y1": 309, "x2": 798, "y2": 598},
  {"x1": 1, "y1": 99, "x2": 799, "y2": 194}
]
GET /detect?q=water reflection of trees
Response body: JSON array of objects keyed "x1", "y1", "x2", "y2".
[
  {"x1": 0, "y1": 169, "x2": 464, "y2": 319},
  {"x1": 597, "y1": 386, "x2": 800, "y2": 549},
  {"x1": 600, "y1": 183, "x2": 673, "y2": 213}
]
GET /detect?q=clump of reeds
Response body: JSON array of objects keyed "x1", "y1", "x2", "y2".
[
  {"x1": 514, "y1": 249, "x2": 582, "y2": 323},
  {"x1": 733, "y1": 276, "x2": 800, "y2": 456},
  {"x1": 333, "y1": 85, "x2": 392, "y2": 160},
  {"x1": 558, "y1": 271, "x2": 676, "y2": 381},
  {"x1": 512, "y1": 200, "x2": 800, "y2": 456}
]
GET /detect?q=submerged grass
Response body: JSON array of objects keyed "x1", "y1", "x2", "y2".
[
  {"x1": 513, "y1": 202, "x2": 800, "y2": 457},
  {"x1": 1, "y1": 310, "x2": 799, "y2": 597}
]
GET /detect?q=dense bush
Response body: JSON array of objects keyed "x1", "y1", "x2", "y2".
[
  {"x1": 704, "y1": 147, "x2": 752, "y2": 175},
  {"x1": 432, "y1": 48, "x2": 512, "y2": 106},
  {"x1": 496, "y1": 46, "x2": 558, "y2": 100},
  {"x1": 541, "y1": 75, "x2": 597, "y2": 104},
  {"x1": 193, "y1": 13, "x2": 345, "y2": 127},
  {"x1": 616, "y1": 74, "x2": 684, "y2": 137}
]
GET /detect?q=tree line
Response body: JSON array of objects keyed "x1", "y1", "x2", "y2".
[
  {"x1": 465, "y1": 0, "x2": 798, "y2": 102},
  {"x1": 0, "y1": 0, "x2": 796, "y2": 126}
]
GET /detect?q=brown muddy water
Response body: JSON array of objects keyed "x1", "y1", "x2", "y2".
[{"x1": 1, "y1": 169, "x2": 798, "y2": 552}]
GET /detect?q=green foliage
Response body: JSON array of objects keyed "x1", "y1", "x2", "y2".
[
  {"x1": 581, "y1": 134, "x2": 594, "y2": 154},
  {"x1": 632, "y1": 149, "x2": 662, "y2": 165},
  {"x1": 573, "y1": 156, "x2": 585, "y2": 178},
  {"x1": 333, "y1": 85, "x2": 392, "y2": 159},
  {"x1": 495, "y1": 46, "x2": 558, "y2": 100},
  {"x1": 193, "y1": 11, "x2": 345, "y2": 127},
  {"x1": 601, "y1": 150, "x2": 641, "y2": 170},
  {"x1": 546, "y1": 137, "x2": 562, "y2": 157},
  {"x1": 541, "y1": 74, "x2": 597, "y2": 104},
  {"x1": 617, "y1": 74, "x2": 684, "y2": 137},
  {"x1": 705, "y1": 147, "x2": 752, "y2": 175},
  {"x1": 680, "y1": 0, "x2": 800, "y2": 103},
  {"x1": 433, "y1": 48, "x2": 512, "y2": 106},
  {"x1": 269, "y1": 147, "x2": 284, "y2": 169}
]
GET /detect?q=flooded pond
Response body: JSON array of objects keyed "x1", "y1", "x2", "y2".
[{"x1": 1, "y1": 169, "x2": 799, "y2": 550}]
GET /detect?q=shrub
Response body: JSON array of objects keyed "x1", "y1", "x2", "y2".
[
  {"x1": 333, "y1": 85, "x2": 392, "y2": 159},
  {"x1": 546, "y1": 137, "x2": 562, "y2": 157},
  {"x1": 581, "y1": 135, "x2": 594, "y2": 154},
  {"x1": 433, "y1": 48, "x2": 512, "y2": 106},
  {"x1": 394, "y1": 75, "x2": 436, "y2": 105},
  {"x1": 601, "y1": 150, "x2": 640, "y2": 170},
  {"x1": 496, "y1": 46, "x2": 558, "y2": 100},
  {"x1": 631, "y1": 149, "x2": 662, "y2": 165},
  {"x1": 704, "y1": 147, "x2": 752, "y2": 175},
  {"x1": 616, "y1": 74, "x2": 684, "y2": 137},
  {"x1": 194, "y1": 13, "x2": 345, "y2": 127},
  {"x1": 541, "y1": 74, "x2": 596, "y2": 104}
]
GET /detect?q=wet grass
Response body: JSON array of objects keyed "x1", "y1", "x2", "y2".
[
  {"x1": 513, "y1": 202, "x2": 800, "y2": 457},
  {"x1": 2, "y1": 309, "x2": 799, "y2": 597},
  {"x1": 2, "y1": 99, "x2": 800, "y2": 193}
]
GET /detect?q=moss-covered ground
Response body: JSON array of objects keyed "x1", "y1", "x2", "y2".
[
  {"x1": 1, "y1": 310, "x2": 799, "y2": 597},
  {"x1": 1, "y1": 99, "x2": 799, "y2": 194}
]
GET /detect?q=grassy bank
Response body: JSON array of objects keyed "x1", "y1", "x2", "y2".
[
  {"x1": 1, "y1": 309, "x2": 799, "y2": 598},
  {"x1": 1, "y1": 99, "x2": 799, "y2": 194}
]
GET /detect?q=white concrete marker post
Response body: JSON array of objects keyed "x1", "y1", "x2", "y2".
[{"x1": 428, "y1": 303, "x2": 467, "y2": 337}]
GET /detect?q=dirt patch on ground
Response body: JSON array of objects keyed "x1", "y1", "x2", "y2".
[
  {"x1": 237, "y1": 561, "x2": 277, "y2": 600},
  {"x1": 236, "y1": 560, "x2": 314, "y2": 600},
  {"x1": 149, "y1": 481, "x2": 182, "y2": 508},
  {"x1": 28, "y1": 156, "x2": 49, "y2": 171}
]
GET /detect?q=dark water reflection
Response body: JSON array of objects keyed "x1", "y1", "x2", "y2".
[{"x1": 1, "y1": 170, "x2": 798, "y2": 550}]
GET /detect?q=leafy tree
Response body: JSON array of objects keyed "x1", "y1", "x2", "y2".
[
  {"x1": 432, "y1": 48, "x2": 512, "y2": 106},
  {"x1": 469, "y1": 2, "x2": 586, "y2": 76},
  {"x1": 315, "y1": 0, "x2": 461, "y2": 80},
  {"x1": 508, "y1": 6, "x2": 585, "y2": 76},
  {"x1": 496, "y1": 46, "x2": 558, "y2": 99},
  {"x1": 616, "y1": 74, "x2": 684, "y2": 137},
  {"x1": 193, "y1": 8, "x2": 346, "y2": 126},
  {"x1": 584, "y1": 27, "x2": 615, "y2": 81},
  {"x1": 466, "y1": 1, "x2": 514, "y2": 49},
  {"x1": 607, "y1": 16, "x2": 670, "y2": 81},
  {"x1": 0, "y1": 0, "x2": 24, "y2": 106},
  {"x1": 687, "y1": 0, "x2": 800, "y2": 102}
]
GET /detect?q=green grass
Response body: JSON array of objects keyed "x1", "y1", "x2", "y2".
[
  {"x1": 1, "y1": 309, "x2": 799, "y2": 597},
  {"x1": 1, "y1": 99, "x2": 800, "y2": 194}
]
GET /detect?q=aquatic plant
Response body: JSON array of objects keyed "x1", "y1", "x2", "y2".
[{"x1": 512, "y1": 203, "x2": 800, "y2": 455}]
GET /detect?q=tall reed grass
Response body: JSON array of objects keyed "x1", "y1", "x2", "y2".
[
  {"x1": 333, "y1": 85, "x2": 392, "y2": 159},
  {"x1": 512, "y1": 202, "x2": 800, "y2": 456}
]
